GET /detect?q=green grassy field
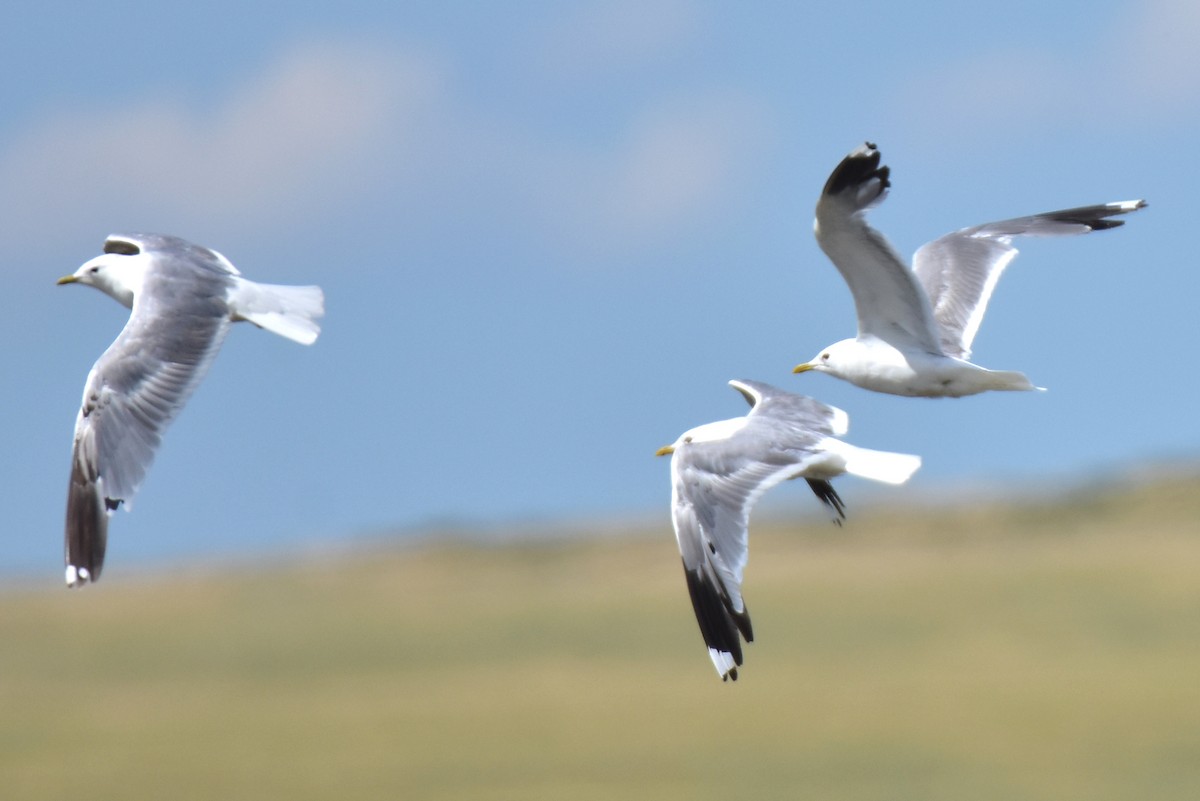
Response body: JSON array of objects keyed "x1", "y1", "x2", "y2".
[{"x1": 3, "y1": 472, "x2": 1199, "y2": 800}]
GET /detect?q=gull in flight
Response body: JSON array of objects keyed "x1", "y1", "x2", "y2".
[
  {"x1": 58, "y1": 233, "x2": 325, "y2": 588},
  {"x1": 656, "y1": 379, "x2": 921, "y2": 681},
  {"x1": 793, "y1": 142, "x2": 1145, "y2": 397}
]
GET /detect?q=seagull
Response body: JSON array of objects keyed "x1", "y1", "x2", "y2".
[
  {"x1": 655, "y1": 379, "x2": 921, "y2": 681},
  {"x1": 57, "y1": 233, "x2": 325, "y2": 588},
  {"x1": 793, "y1": 142, "x2": 1146, "y2": 397}
]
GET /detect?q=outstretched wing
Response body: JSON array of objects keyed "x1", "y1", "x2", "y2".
[
  {"x1": 814, "y1": 143, "x2": 942, "y2": 353},
  {"x1": 670, "y1": 449, "x2": 800, "y2": 681},
  {"x1": 65, "y1": 277, "x2": 230, "y2": 587},
  {"x1": 913, "y1": 200, "x2": 1146, "y2": 359},
  {"x1": 668, "y1": 388, "x2": 838, "y2": 680},
  {"x1": 730, "y1": 379, "x2": 850, "y2": 524}
]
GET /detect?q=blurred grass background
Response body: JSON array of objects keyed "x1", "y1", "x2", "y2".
[{"x1": 3, "y1": 472, "x2": 1199, "y2": 800}]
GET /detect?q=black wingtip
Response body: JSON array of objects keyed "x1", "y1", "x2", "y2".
[
  {"x1": 683, "y1": 563, "x2": 753, "y2": 675},
  {"x1": 1041, "y1": 199, "x2": 1148, "y2": 231},
  {"x1": 65, "y1": 456, "x2": 108, "y2": 587},
  {"x1": 822, "y1": 141, "x2": 890, "y2": 199},
  {"x1": 805, "y1": 478, "x2": 846, "y2": 526}
]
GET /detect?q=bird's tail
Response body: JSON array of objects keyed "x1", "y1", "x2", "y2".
[
  {"x1": 230, "y1": 278, "x2": 325, "y2": 345},
  {"x1": 983, "y1": 369, "x2": 1043, "y2": 392},
  {"x1": 826, "y1": 441, "x2": 922, "y2": 485}
]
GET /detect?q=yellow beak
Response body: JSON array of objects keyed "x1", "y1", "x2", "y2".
[
  {"x1": 56, "y1": 275, "x2": 78, "y2": 285},
  {"x1": 655, "y1": 445, "x2": 675, "y2": 457},
  {"x1": 793, "y1": 362, "x2": 814, "y2": 374}
]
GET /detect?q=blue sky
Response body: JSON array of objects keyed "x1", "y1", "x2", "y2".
[{"x1": 3, "y1": 1, "x2": 1197, "y2": 582}]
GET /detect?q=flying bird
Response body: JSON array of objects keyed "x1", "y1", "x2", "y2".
[
  {"x1": 793, "y1": 142, "x2": 1145, "y2": 397},
  {"x1": 656, "y1": 379, "x2": 921, "y2": 681},
  {"x1": 57, "y1": 233, "x2": 325, "y2": 588}
]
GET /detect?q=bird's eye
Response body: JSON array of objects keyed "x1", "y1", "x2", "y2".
[
  {"x1": 821, "y1": 353, "x2": 830, "y2": 361},
  {"x1": 683, "y1": 436, "x2": 692, "y2": 444}
]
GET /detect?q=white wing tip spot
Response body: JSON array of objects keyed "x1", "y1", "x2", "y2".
[
  {"x1": 708, "y1": 648, "x2": 738, "y2": 680},
  {"x1": 65, "y1": 565, "x2": 91, "y2": 588}
]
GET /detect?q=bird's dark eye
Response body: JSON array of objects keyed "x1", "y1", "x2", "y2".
[
  {"x1": 89, "y1": 266, "x2": 100, "y2": 273},
  {"x1": 683, "y1": 436, "x2": 692, "y2": 444},
  {"x1": 821, "y1": 353, "x2": 830, "y2": 361}
]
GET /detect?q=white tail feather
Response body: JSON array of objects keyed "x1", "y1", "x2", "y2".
[
  {"x1": 229, "y1": 279, "x2": 325, "y2": 345},
  {"x1": 828, "y1": 441, "x2": 921, "y2": 485},
  {"x1": 984, "y1": 369, "x2": 1041, "y2": 392}
]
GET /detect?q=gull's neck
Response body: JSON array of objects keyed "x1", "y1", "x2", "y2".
[{"x1": 81, "y1": 255, "x2": 149, "y2": 309}]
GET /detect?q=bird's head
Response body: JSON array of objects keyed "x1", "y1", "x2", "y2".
[
  {"x1": 793, "y1": 338, "x2": 860, "y2": 379},
  {"x1": 57, "y1": 238, "x2": 149, "y2": 309},
  {"x1": 656, "y1": 417, "x2": 747, "y2": 458}
]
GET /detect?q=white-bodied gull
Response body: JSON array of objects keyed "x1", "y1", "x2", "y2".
[
  {"x1": 656, "y1": 379, "x2": 921, "y2": 681},
  {"x1": 793, "y1": 142, "x2": 1146, "y2": 397},
  {"x1": 57, "y1": 233, "x2": 325, "y2": 588}
]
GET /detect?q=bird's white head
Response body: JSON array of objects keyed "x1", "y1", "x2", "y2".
[
  {"x1": 793, "y1": 338, "x2": 862, "y2": 379},
  {"x1": 656, "y1": 418, "x2": 747, "y2": 457},
  {"x1": 56, "y1": 238, "x2": 150, "y2": 309}
]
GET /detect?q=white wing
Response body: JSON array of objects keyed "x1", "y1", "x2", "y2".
[{"x1": 913, "y1": 200, "x2": 1146, "y2": 359}]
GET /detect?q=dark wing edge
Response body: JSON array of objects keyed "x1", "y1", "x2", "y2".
[
  {"x1": 815, "y1": 143, "x2": 943, "y2": 351},
  {"x1": 61, "y1": 298, "x2": 231, "y2": 588},
  {"x1": 64, "y1": 445, "x2": 110, "y2": 587},
  {"x1": 804, "y1": 478, "x2": 846, "y2": 526},
  {"x1": 682, "y1": 560, "x2": 754, "y2": 682},
  {"x1": 822, "y1": 142, "x2": 891, "y2": 204},
  {"x1": 914, "y1": 199, "x2": 1146, "y2": 359},
  {"x1": 961, "y1": 200, "x2": 1147, "y2": 238}
]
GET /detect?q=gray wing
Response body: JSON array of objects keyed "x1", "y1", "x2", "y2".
[
  {"x1": 65, "y1": 275, "x2": 231, "y2": 586},
  {"x1": 731, "y1": 379, "x2": 847, "y2": 436},
  {"x1": 731, "y1": 379, "x2": 848, "y2": 523},
  {"x1": 814, "y1": 144, "x2": 942, "y2": 353},
  {"x1": 912, "y1": 200, "x2": 1146, "y2": 359},
  {"x1": 671, "y1": 451, "x2": 796, "y2": 680},
  {"x1": 670, "y1": 413, "x2": 832, "y2": 679}
]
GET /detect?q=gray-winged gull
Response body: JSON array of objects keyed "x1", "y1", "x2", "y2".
[
  {"x1": 656, "y1": 379, "x2": 920, "y2": 681},
  {"x1": 793, "y1": 142, "x2": 1146, "y2": 397},
  {"x1": 57, "y1": 233, "x2": 325, "y2": 588}
]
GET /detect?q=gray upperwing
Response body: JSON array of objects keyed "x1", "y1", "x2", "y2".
[
  {"x1": 816, "y1": 144, "x2": 943, "y2": 351},
  {"x1": 913, "y1": 200, "x2": 1145, "y2": 359}
]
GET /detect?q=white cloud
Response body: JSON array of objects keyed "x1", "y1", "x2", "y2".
[
  {"x1": 0, "y1": 22, "x2": 773, "y2": 267},
  {"x1": 594, "y1": 93, "x2": 774, "y2": 236},
  {"x1": 895, "y1": 0, "x2": 1200, "y2": 142},
  {"x1": 0, "y1": 40, "x2": 443, "y2": 237},
  {"x1": 450, "y1": 88, "x2": 775, "y2": 260}
]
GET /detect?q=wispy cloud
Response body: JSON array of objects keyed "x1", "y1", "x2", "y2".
[
  {"x1": 402, "y1": 84, "x2": 775, "y2": 265},
  {"x1": 895, "y1": 0, "x2": 1200, "y2": 143},
  {"x1": 0, "y1": 14, "x2": 773, "y2": 267},
  {"x1": 0, "y1": 40, "x2": 442, "y2": 239},
  {"x1": 569, "y1": 91, "x2": 774, "y2": 244}
]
